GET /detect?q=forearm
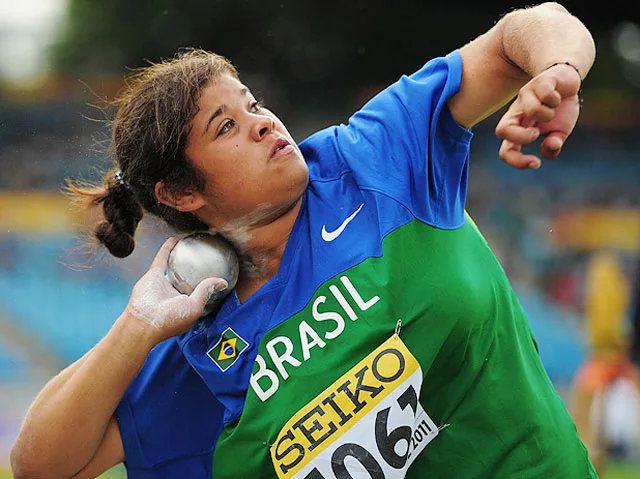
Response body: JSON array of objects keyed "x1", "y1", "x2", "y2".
[
  {"x1": 501, "y1": 2, "x2": 596, "y2": 79},
  {"x1": 11, "y1": 313, "x2": 158, "y2": 477}
]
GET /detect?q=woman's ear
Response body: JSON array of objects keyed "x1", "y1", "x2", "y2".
[{"x1": 155, "y1": 181, "x2": 206, "y2": 212}]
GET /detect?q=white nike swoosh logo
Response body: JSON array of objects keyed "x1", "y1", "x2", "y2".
[{"x1": 321, "y1": 203, "x2": 365, "y2": 242}]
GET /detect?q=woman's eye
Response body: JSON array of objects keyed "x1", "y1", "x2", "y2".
[
  {"x1": 250, "y1": 100, "x2": 265, "y2": 113},
  {"x1": 218, "y1": 120, "x2": 234, "y2": 136}
]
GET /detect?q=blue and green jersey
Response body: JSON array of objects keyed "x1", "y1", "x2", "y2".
[{"x1": 116, "y1": 50, "x2": 595, "y2": 479}]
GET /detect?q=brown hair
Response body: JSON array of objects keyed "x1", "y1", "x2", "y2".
[{"x1": 65, "y1": 49, "x2": 239, "y2": 258}]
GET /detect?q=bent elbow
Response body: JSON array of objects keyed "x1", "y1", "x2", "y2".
[
  {"x1": 11, "y1": 442, "x2": 56, "y2": 479},
  {"x1": 10, "y1": 450, "x2": 35, "y2": 479},
  {"x1": 10, "y1": 457, "x2": 35, "y2": 479}
]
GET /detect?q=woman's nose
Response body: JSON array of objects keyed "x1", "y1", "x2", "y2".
[{"x1": 252, "y1": 115, "x2": 275, "y2": 141}]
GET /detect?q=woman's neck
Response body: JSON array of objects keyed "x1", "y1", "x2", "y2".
[{"x1": 220, "y1": 196, "x2": 303, "y2": 300}]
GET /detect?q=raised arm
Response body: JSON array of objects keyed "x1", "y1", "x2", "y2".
[{"x1": 449, "y1": 2, "x2": 596, "y2": 168}]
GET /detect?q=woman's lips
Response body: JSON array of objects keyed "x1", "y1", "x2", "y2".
[{"x1": 270, "y1": 139, "x2": 293, "y2": 158}]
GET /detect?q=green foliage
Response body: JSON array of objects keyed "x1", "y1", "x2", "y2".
[{"x1": 48, "y1": 0, "x2": 491, "y2": 105}]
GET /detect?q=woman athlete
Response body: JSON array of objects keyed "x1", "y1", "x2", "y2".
[{"x1": 12, "y1": 2, "x2": 596, "y2": 478}]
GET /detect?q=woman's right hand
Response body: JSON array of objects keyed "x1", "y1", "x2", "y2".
[{"x1": 125, "y1": 237, "x2": 228, "y2": 342}]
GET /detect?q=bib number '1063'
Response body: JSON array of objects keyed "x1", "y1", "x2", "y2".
[{"x1": 270, "y1": 335, "x2": 438, "y2": 479}]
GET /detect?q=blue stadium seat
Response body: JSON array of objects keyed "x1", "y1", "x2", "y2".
[
  {"x1": 0, "y1": 235, "x2": 136, "y2": 364},
  {"x1": 0, "y1": 335, "x2": 29, "y2": 382}
]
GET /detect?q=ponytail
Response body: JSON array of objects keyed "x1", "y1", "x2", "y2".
[{"x1": 64, "y1": 168, "x2": 144, "y2": 258}]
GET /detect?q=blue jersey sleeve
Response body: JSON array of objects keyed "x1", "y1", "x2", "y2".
[
  {"x1": 115, "y1": 337, "x2": 225, "y2": 478},
  {"x1": 300, "y1": 50, "x2": 473, "y2": 229}
]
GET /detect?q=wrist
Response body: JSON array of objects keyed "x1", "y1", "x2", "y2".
[
  {"x1": 544, "y1": 61, "x2": 583, "y2": 84},
  {"x1": 544, "y1": 61, "x2": 584, "y2": 109},
  {"x1": 113, "y1": 311, "x2": 163, "y2": 352}
]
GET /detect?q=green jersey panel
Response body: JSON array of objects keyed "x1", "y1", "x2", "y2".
[{"x1": 212, "y1": 219, "x2": 595, "y2": 479}]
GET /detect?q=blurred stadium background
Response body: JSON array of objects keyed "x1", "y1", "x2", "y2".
[{"x1": 0, "y1": 0, "x2": 638, "y2": 477}]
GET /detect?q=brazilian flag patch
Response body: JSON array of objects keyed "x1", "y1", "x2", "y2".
[{"x1": 207, "y1": 327, "x2": 249, "y2": 372}]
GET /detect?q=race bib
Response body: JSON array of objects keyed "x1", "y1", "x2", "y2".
[{"x1": 270, "y1": 334, "x2": 438, "y2": 478}]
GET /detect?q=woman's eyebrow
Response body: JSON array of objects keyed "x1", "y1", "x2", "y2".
[
  {"x1": 203, "y1": 105, "x2": 227, "y2": 136},
  {"x1": 202, "y1": 88, "x2": 251, "y2": 135}
]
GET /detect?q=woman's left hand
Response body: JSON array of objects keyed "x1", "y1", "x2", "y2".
[{"x1": 495, "y1": 63, "x2": 582, "y2": 170}]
